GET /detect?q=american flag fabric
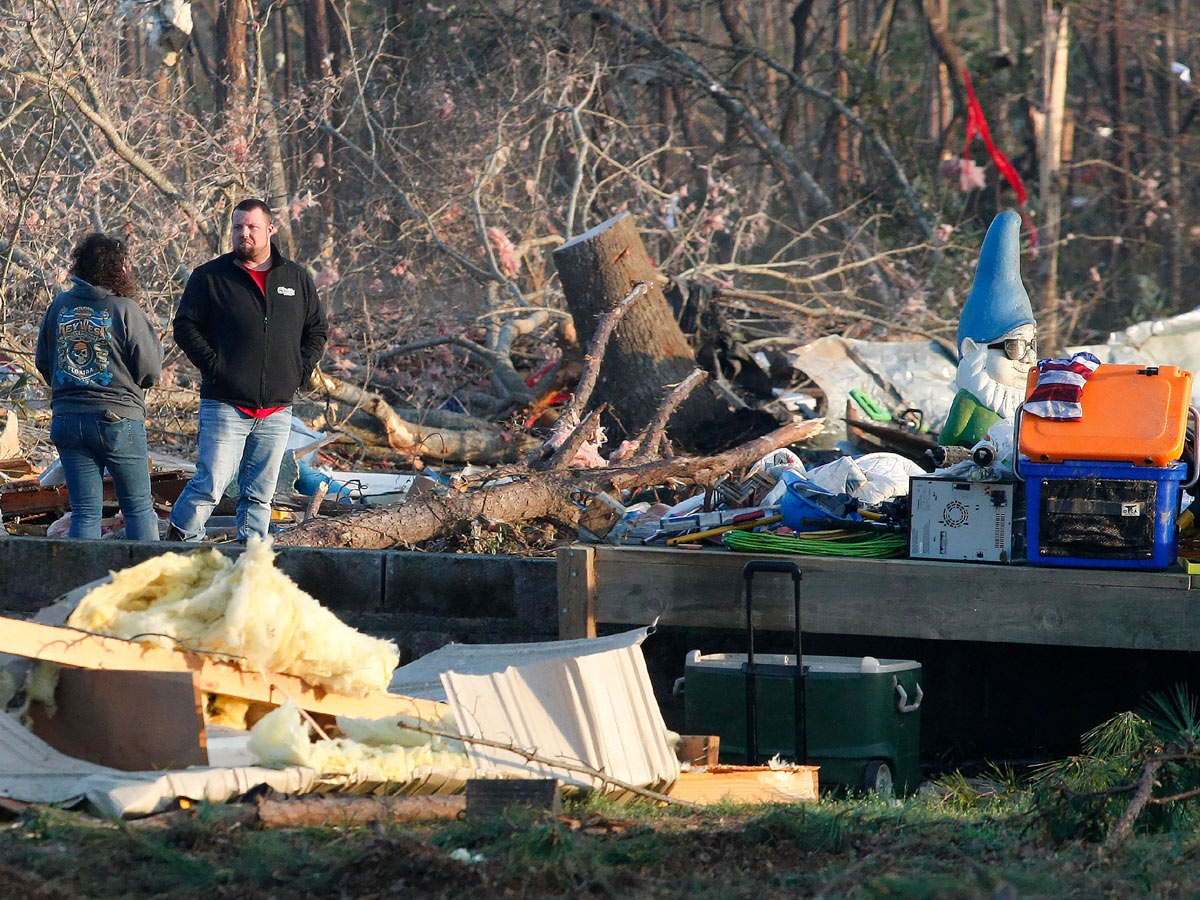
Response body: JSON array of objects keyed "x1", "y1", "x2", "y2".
[{"x1": 1023, "y1": 352, "x2": 1103, "y2": 421}]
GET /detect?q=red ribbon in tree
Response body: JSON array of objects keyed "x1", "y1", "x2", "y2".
[{"x1": 961, "y1": 67, "x2": 1027, "y2": 206}]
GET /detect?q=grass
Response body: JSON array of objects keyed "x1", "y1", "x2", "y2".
[{"x1": 3, "y1": 783, "x2": 1200, "y2": 899}]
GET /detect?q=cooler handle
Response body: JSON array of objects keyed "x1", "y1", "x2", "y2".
[
  {"x1": 1011, "y1": 403, "x2": 1025, "y2": 483},
  {"x1": 894, "y1": 679, "x2": 924, "y2": 714},
  {"x1": 1185, "y1": 406, "x2": 1200, "y2": 491}
]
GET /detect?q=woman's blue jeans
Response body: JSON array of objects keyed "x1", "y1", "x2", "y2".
[
  {"x1": 168, "y1": 400, "x2": 292, "y2": 541},
  {"x1": 50, "y1": 411, "x2": 160, "y2": 541}
]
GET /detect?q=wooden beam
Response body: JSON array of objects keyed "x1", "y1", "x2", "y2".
[
  {"x1": 557, "y1": 544, "x2": 596, "y2": 639},
  {"x1": 667, "y1": 765, "x2": 818, "y2": 804},
  {"x1": 568, "y1": 544, "x2": 1200, "y2": 652},
  {"x1": 0, "y1": 616, "x2": 447, "y2": 721}
]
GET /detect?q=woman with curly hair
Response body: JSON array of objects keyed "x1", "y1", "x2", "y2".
[{"x1": 35, "y1": 233, "x2": 164, "y2": 540}]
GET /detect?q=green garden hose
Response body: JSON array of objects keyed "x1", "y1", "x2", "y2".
[{"x1": 724, "y1": 529, "x2": 907, "y2": 558}]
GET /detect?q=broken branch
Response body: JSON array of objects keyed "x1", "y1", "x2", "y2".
[
  {"x1": 1101, "y1": 757, "x2": 1163, "y2": 856},
  {"x1": 312, "y1": 369, "x2": 535, "y2": 463},
  {"x1": 628, "y1": 368, "x2": 708, "y2": 464},
  {"x1": 541, "y1": 404, "x2": 607, "y2": 471}
]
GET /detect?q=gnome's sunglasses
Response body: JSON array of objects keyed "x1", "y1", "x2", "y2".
[{"x1": 987, "y1": 338, "x2": 1036, "y2": 361}]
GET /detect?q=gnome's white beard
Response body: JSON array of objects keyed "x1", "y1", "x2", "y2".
[{"x1": 956, "y1": 347, "x2": 1024, "y2": 419}]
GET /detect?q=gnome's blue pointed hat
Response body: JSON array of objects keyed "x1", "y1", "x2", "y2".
[{"x1": 956, "y1": 210, "x2": 1035, "y2": 359}]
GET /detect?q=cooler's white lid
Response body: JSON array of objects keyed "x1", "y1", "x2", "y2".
[{"x1": 685, "y1": 650, "x2": 919, "y2": 674}]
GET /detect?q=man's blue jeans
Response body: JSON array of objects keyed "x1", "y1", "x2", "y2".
[
  {"x1": 50, "y1": 411, "x2": 160, "y2": 541},
  {"x1": 169, "y1": 400, "x2": 291, "y2": 540}
]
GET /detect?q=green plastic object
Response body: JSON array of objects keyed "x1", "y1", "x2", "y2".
[
  {"x1": 683, "y1": 652, "x2": 923, "y2": 794},
  {"x1": 849, "y1": 389, "x2": 893, "y2": 422}
]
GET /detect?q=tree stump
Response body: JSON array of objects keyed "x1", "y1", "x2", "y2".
[{"x1": 553, "y1": 212, "x2": 734, "y2": 450}]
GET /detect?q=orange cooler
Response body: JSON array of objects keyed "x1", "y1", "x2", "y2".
[
  {"x1": 1018, "y1": 364, "x2": 1192, "y2": 467},
  {"x1": 1016, "y1": 364, "x2": 1197, "y2": 569}
]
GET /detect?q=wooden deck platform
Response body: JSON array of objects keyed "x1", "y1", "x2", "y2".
[{"x1": 557, "y1": 545, "x2": 1200, "y2": 652}]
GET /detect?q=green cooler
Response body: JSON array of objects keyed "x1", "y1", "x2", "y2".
[{"x1": 682, "y1": 651, "x2": 923, "y2": 794}]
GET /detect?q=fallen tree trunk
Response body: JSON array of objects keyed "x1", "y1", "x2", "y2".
[{"x1": 276, "y1": 418, "x2": 823, "y2": 549}]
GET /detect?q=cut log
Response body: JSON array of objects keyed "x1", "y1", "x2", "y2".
[
  {"x1": 553, "y1": 213, "x2": 745, "y2": 451},
  {"x1": 255, "y1": 793, "x2": 466, "y2": 827},
  {"x1": 276, "y1": 418, "x2": 824, "y2": 549},
  {"x1": 539, "y1": 282, "x2": 647, "y2": 457}
]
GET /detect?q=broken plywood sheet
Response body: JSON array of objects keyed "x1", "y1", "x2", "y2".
[
  {"x1": 442, "y1": 634, "x2": 680, "y2": 796},
  {"x1": 28, "y1": 668, "x2": 207, "y2": 771}
]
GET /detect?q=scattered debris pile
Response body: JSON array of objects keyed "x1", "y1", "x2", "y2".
[{"x1": 0, "y1": 542, "x2": 818, "y2": 819}]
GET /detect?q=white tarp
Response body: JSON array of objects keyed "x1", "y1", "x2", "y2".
[
  {"x1": 787, "y1": 309, "x2": 1200, "y2": 443},
  {"x1": 0, "y1": 710, "x2": 316, "y2": 818},
  {"x1": 1070, "y1": 307, "x2": 1200, "y2": 407},
  {"x1": 787, "y1": 336, "x2": 957, "y2": 445}
]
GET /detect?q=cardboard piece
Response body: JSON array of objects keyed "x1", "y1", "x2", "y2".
[{"x1": 29, "y1": 668, "x2": 207, "y2": 771}]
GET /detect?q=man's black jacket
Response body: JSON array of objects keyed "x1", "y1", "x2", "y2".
[{"x1": 174, "y1": 244, "x2": 327, "y2": 408}]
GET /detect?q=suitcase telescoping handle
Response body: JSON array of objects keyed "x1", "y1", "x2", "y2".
[{"x1": 742, "y1": 560, "x2": 805, "y2": 766}]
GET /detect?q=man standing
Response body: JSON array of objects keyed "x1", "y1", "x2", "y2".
[{"x1": 168, "y1": 198, "x2": 327, "y2": 541}]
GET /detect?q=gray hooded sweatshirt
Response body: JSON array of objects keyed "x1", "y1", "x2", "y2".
[{"x1": 35, "y1": 277, "x2": 164, "y2": 420}]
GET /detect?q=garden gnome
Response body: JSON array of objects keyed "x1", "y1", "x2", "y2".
[{"x1": 938, "y1": 210, "x2": 1038, "y2": 448}]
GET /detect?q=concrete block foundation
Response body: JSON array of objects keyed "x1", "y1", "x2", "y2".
[{"x1": 0, "y1": 537, "x2": 558, "y2": 664}]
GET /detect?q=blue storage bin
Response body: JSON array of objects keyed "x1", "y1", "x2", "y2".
[{"x1": 1021, "y1": 458, "x2": 1186, "y2": 569}]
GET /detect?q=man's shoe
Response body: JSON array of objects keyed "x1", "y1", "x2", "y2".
[{"x1": 165, "y1": 523, "x2": 187, "y2": 542}]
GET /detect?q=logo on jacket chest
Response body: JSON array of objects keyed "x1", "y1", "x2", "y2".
[
  {"x1": 277, "y1": 286, "x2": 296, "y2": 296},
  {"x1": 55, "y1": 305, "x2": 113, "y2": 386}
]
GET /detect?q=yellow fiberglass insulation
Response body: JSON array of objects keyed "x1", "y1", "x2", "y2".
[
  {"x1": 337, "y1": 710, "x2": 465, "y2": 752},
  {"x1": 249, "y1": 702, "x2": 471, "y2": 784},
  {"x1": 66, "y1": 537, "x2": 400, "y2": 696}
]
